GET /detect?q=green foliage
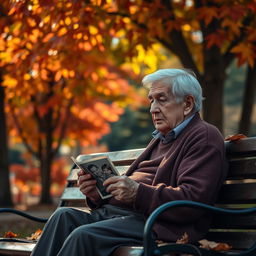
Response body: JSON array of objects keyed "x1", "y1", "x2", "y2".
[
  {"x1": 100, "y1": 107, "x2": 154, "y2": 151},
  {"x1": 224, "y1": 62, "x2": 246, "y2": 106},
  {"x1": 224, "y1": 62, "x2": 256, "y2": 136}
]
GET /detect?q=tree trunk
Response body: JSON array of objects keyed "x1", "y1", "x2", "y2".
[
  {"x1": 201, "y1": 15, "x2": 226, "y2": 133},
  {"x1": 201, "y1": 46, "x2": 226, "y2": 133},
  {"x1": 238, "y1": 65, "x2": 256, "y2": 135},
  {"x1": 0, "y1": 84, "x2": 13, "y2": 206},
  {"x1": 202, "y1": 65, "x2": 225, "y2": 133},
  {"x1": 161, "y1": 25, "x2": 225, "y2": 132},
  {"x1": 39, "y1": 99, "x2": 55, "y2": 204},
  {"x1": 39, "y1": 153, "x2": 53, "y2": 204}
]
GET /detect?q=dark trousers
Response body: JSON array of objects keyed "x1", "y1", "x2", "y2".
[{"x1": 31, "y1": 204, "x2": 145, "y2": 256}]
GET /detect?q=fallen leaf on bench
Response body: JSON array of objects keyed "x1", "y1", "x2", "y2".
[
  {"x1": 26, "y1": 229, "x2": 42, "y2": 240},
  {"x1": 3, "y1": 231, "x2": 18, "y2": 238},
  {"x1": 224, "y1": 134, "x2": 247, "y2": 141},
  {"x1": 199, "y1": 239, "x2": 232, "y2": 251},
  {"x1": 176, "y1": 232, "x2": 189, "y2": 244}
]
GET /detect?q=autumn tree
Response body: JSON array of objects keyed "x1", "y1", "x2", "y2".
[
  {"x1": 0, "y1": 2, "x2": 14, "y2": 206},
  {"x1": 2, "y1": 0, "x2": 141, "y2": 204},
  {"x1": 0, "y1": 75, "x2": 12, "y2": 206},
  {"x1": 103, "y1": 0, "x2": 256, "y2": 133}
]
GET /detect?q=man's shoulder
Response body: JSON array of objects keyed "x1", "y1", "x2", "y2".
[
  {"x1": 182, "y1": 117, "x2": 224, "y2": 147},
  {"x1": 188, "y1": 114, "x2": 221, "y2": 135},
  {"x1": 200, "y1": 119, "x2": 223, "y2": 140}
]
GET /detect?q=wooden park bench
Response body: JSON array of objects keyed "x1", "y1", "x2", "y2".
[{"x1": 1, "y1": 136, "x2": 256, "y2": 256}]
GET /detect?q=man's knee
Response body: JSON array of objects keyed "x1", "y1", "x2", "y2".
[
  {"x1": 49, "y1": 207, "x2": 82, "y2": 223},
  {"x1": 51, "y1": 207, "x2": 72, "y2": 218},
  {"x1": 69, "y1": 223, "x2": 99, "y2": 241}
]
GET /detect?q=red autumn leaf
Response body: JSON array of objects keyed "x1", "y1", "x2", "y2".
[
  {"x1": 206, "y1": 30, "x2": 226, "y2": 49},
  {"x1": 225, "y1": 134, "x2": 247, "y2": 141},
  {"x1": 197, "y1": 6, "x2": 219, "y2": 26},
  {"x1": 4, "y1": 231, "x2": 18, "y2": 238}
]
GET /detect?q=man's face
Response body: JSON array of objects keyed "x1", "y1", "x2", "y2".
[{"x1": 148, "y1": 81, "x2": 187, "y2": 135}]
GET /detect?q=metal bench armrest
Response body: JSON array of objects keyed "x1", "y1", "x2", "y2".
[
  {"x1": 0, "y1": 208, "x2": 48, "y2": 223},
  {"x1": 143, "y1": 200, "x2": 256, "y2": 256}
]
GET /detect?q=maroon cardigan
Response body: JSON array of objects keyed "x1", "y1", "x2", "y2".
[
  {"x1": 126, "y1": 113, "x2": 227, "y2": 242},
  {"x1": 87, "y1": 113, "x2": 227, "y2": 243}
]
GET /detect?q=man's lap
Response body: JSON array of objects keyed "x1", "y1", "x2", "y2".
[{"x1": 54, "y1": 204, "x2": 145, "y2": 237}]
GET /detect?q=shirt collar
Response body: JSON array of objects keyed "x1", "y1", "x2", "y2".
[{"x1": 152, "y1": 114, "x2": 195, "y2": 144}]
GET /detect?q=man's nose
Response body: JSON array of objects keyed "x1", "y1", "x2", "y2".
[{"x1": 150, "y1": 101, "x2": 160, "y2": 113}]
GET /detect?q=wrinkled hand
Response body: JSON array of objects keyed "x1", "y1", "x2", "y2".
[
  {"x1": 104, "y1": 176, "x2": 139, "y2": 203},
  {"x1": 77, "y1": 169, "x2": 100, "y2": 202}
]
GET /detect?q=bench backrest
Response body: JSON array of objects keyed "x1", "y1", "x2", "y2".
[
  {"x1": 207, "y1": 137, "x2": 256, "y2": 249},
  {"x1": 59, "y1": 137, "x2": 256, "y2": 250}
]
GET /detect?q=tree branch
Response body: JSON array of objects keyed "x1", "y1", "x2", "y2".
[
  {"x1": 223, "y1": 14, "x2": 254, "y2": 68},
  {"x1": 53, "y1": 97, "x2": 74, "y2": 156}
]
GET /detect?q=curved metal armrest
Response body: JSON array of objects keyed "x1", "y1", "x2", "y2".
[
  {"x1": 0, "y1": 208, "x2": 48, "y2": 223},
  {"x1": 143, "y1": 200, "x2": 256, "y2": 256}
]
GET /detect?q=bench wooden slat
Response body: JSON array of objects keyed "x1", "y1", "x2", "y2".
[
  {"x1": 0, "y1": 242, "x2": 35, "y2": 256},
  {"x1": 217, "y1": 182, "x2": 256, "y2": 203},
  {"x1": 60, "y1": 187, "x2": 86, "y2": 201},
  {"x1": 226, "y1": 137, "x2": 256, "y2": 156},
  {"x1": 211, "y1": 214, "x2": 256, "y2": 229},
  {"x1": 227, "y1": 157, "x2": 256, "y2": 179},
  {"x1": 68, "y1": 158, "x2": 256, "y2": 182},
  {"x1": 77, "y1": 148, "x2": 144, "y2": 165}
]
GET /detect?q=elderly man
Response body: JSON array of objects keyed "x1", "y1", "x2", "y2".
[{"x1": 31, "y1": 68, "x2": 227, "y2": 256}]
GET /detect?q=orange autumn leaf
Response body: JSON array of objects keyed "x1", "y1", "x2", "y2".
[
  {"x1": 4, "y1": 231, "x2": 18, "y2": 238},
  {"x1": 176, "y1": 234, "x2": 232, "y2": 252},
  {"x1": 43, "y1": 33, "x2": 54, "y2": 43},
  {"x1": 199, "y1": 239, "x2": 232, "y2": 251},
  {"x1": 213, "y1": 243, "x2": 232, "y2": 251},
  {"x1": 231, "y1": 42, "x2": 256, "y2": 67},
  {"x1": 225, "y1": 134, "x2": 247, "y2": 141},
  {"x1": 176, "y1": 232, "x2": 189, "y2": 244},
  {"x1": 26, "y1": 229, "x2": 42, "y2": 240}
]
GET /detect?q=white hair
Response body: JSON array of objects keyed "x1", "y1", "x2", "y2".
[{"x1": 142, "y1": 68, "x2": 203, "y2": 112}]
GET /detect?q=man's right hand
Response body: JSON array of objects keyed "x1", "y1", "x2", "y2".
[{"x1": 77, "y1": 169, "x2": 101, "y2": 202}]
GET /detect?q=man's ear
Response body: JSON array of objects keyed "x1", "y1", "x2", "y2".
[{"x1": 183, "y1": 95, "x2": 195, "y2": 116}]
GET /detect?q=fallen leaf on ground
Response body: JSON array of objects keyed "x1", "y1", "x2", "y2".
[
  {"x1": 176, "y1": 232, "x2": 189, "y2": 244},
  {"x1": 26, "y1": 229, "x2": 42, "y2": 240},
  {"x1": 225, "y1": 134, "x2": 247, "y2": 141},
  {"x1": 3, "y1": 231, "x2": 18, "y2": 238},
  {"x1": 199, "y1": 239, "x2": 232, "y2": 251}
]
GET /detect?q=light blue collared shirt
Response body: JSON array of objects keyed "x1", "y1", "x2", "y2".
[{"x1": 152, "y1": 114, "x2": 195, "y2": 144}]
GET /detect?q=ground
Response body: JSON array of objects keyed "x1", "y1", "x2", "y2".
[{"x1": 0, "y1": 204, "x2": 56, "y2": 238}]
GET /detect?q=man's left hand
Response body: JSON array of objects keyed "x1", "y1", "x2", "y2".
[{"x1": 103, "y1": 176, "x2": 139, "y2": 203}]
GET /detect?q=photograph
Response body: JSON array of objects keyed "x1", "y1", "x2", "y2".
[{"x1": 71, "y1": 156, "x2": 119, "y2": 199}]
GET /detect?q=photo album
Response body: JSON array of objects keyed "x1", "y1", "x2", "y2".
[{"x1": 71, "y1": 156, "x2": 120, "y2": 199}]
